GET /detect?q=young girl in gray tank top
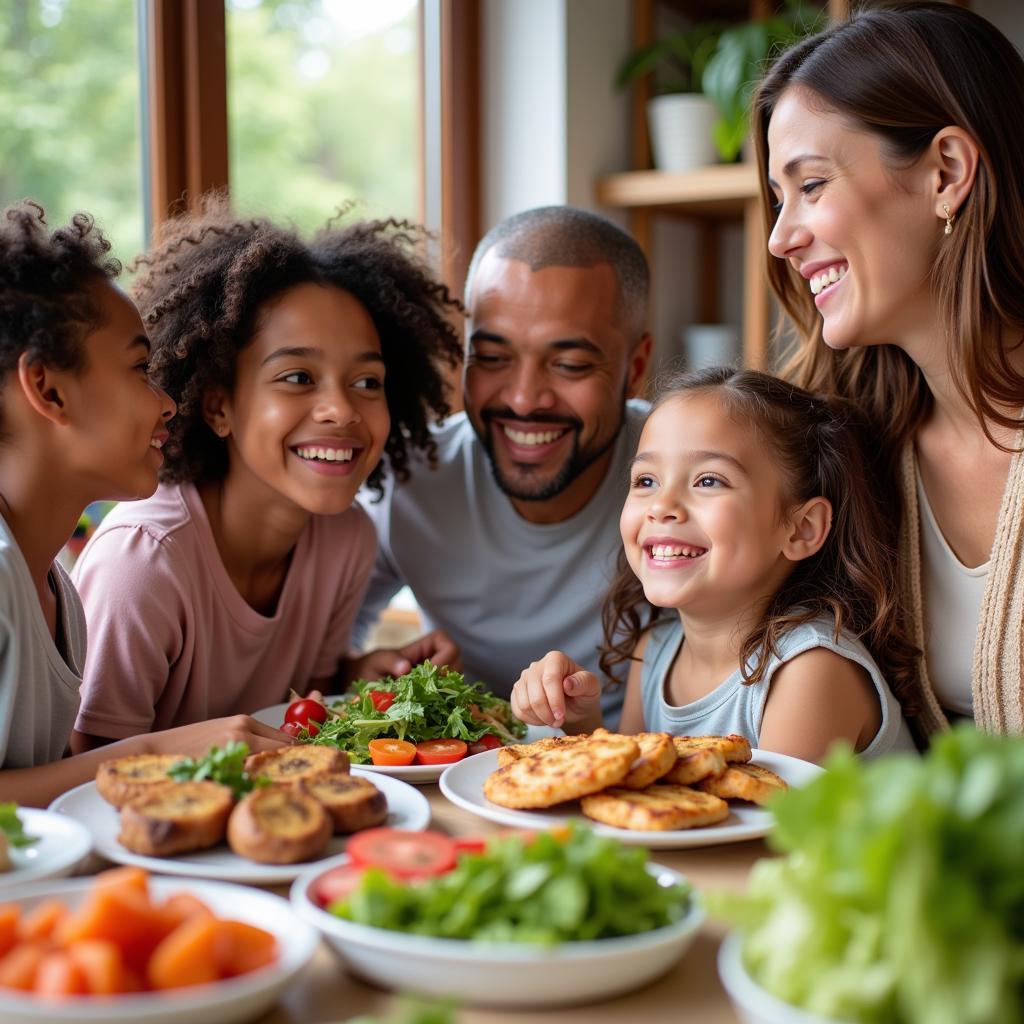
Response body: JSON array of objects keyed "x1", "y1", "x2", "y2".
[{"x1": 511, "y1": 368, "x2": 917, "y2": 762}]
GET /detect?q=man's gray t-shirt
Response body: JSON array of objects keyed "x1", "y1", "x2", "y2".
[
  {"x1": 0, "y1": 515, "x2": 86, "y2": 769},
  {"x1": 355, "y1": 401, "x2": 648, "y2": 723}
]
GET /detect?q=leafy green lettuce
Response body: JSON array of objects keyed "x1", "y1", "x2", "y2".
[
  {"x1": 712, "y1": 727, "x2": 1024, "y2": 1024},
  {"x1": 309, "y1": 661, "x2": 526, "y2": 765},
  {"x1": 0, "y1": 803, "x2": 37, "y2": 849},
  {"x1": 167, "y1": 741, "x2": 266, "y2": 799},
  {"x1": 335, "y1": 823, "x2": 691, "y2": 943}
]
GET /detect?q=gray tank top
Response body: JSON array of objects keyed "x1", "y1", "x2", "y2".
[{"x1": 640, "y1": 616, "x2": 916, "y2": 759}]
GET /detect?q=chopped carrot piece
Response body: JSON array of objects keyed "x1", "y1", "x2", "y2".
[
  {"x1": 218, "y1": 920, "x2": 278, "y2": 976},
  {"x1": 147, "y1": 916, "x2": 227, "y2": 990},
  {"x1": 92, "y1": 865, "x2": 150, "y2": 900},
  {"x1": 18, "y1": 899, "x2": 69, "y2": 942},
  {"x1": 0, "y1": 905, "x2": 19, "y2": 958},
  {"x1": 66, "y1": 939, "x2": 128, "y2": 996},
  {"x1": 0, "y1": 942, "x2": 47, "y2": 990},
  {"x1": 34, "y1": 951, "x2": 89, "y2": 998},
  {"x1": 162, "y1": 891, "x2": 213, "y2": 929}
]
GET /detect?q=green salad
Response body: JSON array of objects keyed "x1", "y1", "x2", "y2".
[
  {"x1": 713, "y1": 727, "x2": 1024, "y2": 1024},
  {"x1": 307, "y1": 661, "x2": 527, "y2": 765},
  {"x1": 336, "y1": 823, "x2": 691, "y2": 943}
]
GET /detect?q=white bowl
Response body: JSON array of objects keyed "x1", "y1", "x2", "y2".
[
  {"x1": 718, "y1": 931, "x2": 849, "y2": 1024},
  {"x1": 0, "y1": 808, "x2": 92, "y2": 893},
  {"x1": 0, "y1": 875, "x2": 319, "y2": 1024},
  {"x1": 291, "y1": 856, "x2": 703, "y2": 1008}
]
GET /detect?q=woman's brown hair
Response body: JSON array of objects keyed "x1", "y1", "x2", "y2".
[
  {"x1": 599, "y1": 368, "x2": 919, "y2": 715},
  {"x1": 753, "y1": 3, "x2": 1024, "y2": 469}
]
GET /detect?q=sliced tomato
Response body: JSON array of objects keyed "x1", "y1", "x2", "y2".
[
  {"x1": 284, "y1": 698, "x2": 328, "y2": 730},
  {"x1": 368, "y1": 690, "x2": 396, "y2": 713},
  {"x1": 467, "y1": 733, "x2": 503, "y2": 755},
  {"x1": 414, "y1": 739, "x2": 468, "y2": 765},
  {"x1": 453, "y1": 835, "x2": 489, "y2": 857},
  {"x1": 310, "y1": 863, "x2": 366, "y2": 909},
  {"x1": 281, "y1": 721, "x2": 305, "y2": 739},
  {"x1": 347, "y1": 828, "x2": 457, "y2": 879},
  {"x1": 367, "y1": 738, "x2": 416, "y2": 766}
]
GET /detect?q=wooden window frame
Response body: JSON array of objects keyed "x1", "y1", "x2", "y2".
[{"x1": 140, "y1": 0, "x2": 481, "y2": 286}]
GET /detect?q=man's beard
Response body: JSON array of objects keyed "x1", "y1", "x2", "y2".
[{"x1": 475, "y1": 406, "x2": 625, "y2": 503}]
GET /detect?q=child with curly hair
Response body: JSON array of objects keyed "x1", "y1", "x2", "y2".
[
  {"x1": 0, "y1": 202, "x2": 289, "y2": 804},
  {"x1": 71, "y1": 199, "x2": 462, "y2": 749},
  {"x1": 512, "y1": 368, "x2": 917, "y2": 763}
]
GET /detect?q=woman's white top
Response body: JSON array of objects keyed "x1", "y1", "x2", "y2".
[{"x1": 916, "y1": 471, "x2": 989, "y2": 717}]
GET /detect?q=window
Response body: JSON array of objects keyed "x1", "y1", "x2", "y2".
[
  {"x1": 0, "y1": 0, "x2": 145, "y2": 262},
  {"x1": 226, "y1": 0, "x2": 421, "y2": 229}
]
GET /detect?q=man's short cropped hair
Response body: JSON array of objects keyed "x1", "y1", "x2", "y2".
[{"x1": 465, "y1": 206, "x2": 650, "y2": 339}]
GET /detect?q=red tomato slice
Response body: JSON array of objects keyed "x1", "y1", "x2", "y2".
[
  {"x1": 347, "y1": 828, "x2": 457, "y2": 879},
  {"x1": 281, "y1": 721, "x2": 305, "y2": 739},
  {"x1": 311, "y1": 863, "x2": 366, "y2": 909},
  {"x1": 453, "y1": 835, "x2": 489, "y2": 857},
  {"x1": 367, "y1": 738, "x2": 417, "y2": 766},
  {"x1": 284, "y1": 698, "x2": 328, "y2": 730},
  {"x1": 467, "y1": 733, "x2": 503, "y2": 755},
  {"x1": 414, "y1": 739, "x2": 468, "y2": 765},
  {"x1": 368, "y1": 690, "x2": 396, "y2": 712}
]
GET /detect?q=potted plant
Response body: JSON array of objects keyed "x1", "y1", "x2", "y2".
[
  {"x1": 702, "y1": 1, "x2": 825, "y2": 162},
  {"x1": 616, "y1": 22, "x2": 725, "y2": 172}
]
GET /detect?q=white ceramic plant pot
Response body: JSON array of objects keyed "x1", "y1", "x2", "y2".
[{"x1": 647, "y1": 93, "x2": 720, "y2": 172}]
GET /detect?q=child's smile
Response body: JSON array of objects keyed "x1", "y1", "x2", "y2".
[{"x1": 621, "y1": 392, "x2": 796, "y2": 618}]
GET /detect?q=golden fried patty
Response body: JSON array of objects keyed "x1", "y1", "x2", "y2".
[
  {"x1": 621, "y1": 732, "x2": 678, "y2": 790},
  {"x1": 697, "y1": 762, "x2": 788, "y2": 805},
  {"x1": 96, "y1": 754, "x2": 184, "y2": 809},
  {"x1": 580, "y1": 783, "x2": 730, "y2": 831}
]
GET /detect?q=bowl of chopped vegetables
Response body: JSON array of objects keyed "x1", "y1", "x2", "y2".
[
  {"x1": 290, "y1": 823, "x2": 703, "y2": 1008},
  {"x1": 715, "y1": 727, "x2": 1024, "y2": 1024}
]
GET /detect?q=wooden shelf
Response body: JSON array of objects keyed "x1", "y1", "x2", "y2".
[{"x1": 595, "y1": 163, "x2": 760, "y2": 217}]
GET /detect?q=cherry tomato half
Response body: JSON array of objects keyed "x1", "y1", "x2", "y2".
[
  {"x1": 281, "y1": 721, "x2": 306, "y2": 739},
  {"x1": 347, "y1": 828, "x2": 457, "y2": 879},
  {"x1": 284, "y1": 698, "x2": 328, "y2": 730},
  {"x1": 414, "y1": 739, "x2": 468, "y2": 765},
  {"x1": 467, "y1": 733, "x2": 503, "y2": 755},
  {"x1": 311, "y1": 862, "x2": 366, "y2": 909},
  {"x1": 368, "y1": 690, "x2": 396, "y2": 713},
  {"x1": 367, "y1": 738, "x2": 417, "y2": 766}
]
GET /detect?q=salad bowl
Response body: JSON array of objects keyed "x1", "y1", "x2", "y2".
[{"x1": 290, "y1": 854, "x2": 703, "y2": 1008}]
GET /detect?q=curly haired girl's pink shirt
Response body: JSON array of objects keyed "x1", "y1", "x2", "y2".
[{"x1": 72, "y1": 483, "x2": 376, "y2": 738}]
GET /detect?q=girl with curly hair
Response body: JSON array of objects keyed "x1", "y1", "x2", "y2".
[
  {"x1": 70, "y1": 199, "x2": 462, "y2": 749},
  {"x1": 0, "y1": 202, "x2": 289, "y2": 804},
  {"x1": 511, "y1": 368, "x2": 917, "y2": 764}
]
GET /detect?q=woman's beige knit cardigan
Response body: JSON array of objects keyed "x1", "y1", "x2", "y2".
[{"x1": 898, "y1": 435, "x2": 1024, "y2": 737}]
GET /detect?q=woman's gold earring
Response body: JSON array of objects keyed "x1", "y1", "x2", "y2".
[{"x1": 943, "y1": 202, "x2": 955, "y2": 235}]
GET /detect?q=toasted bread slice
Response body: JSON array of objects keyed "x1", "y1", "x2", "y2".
[
  {"x1": 496, "y1": 734, "x2": 590, "y2": 768},
  {"x1": 697, "y1": 762, "x2": 788, "y2": 805},
  {"x1": 580, "y1": 783, "x2": 730, "y2": 831},
  {"x1": 227, "y1": 786, "x2": 332, "y2": 864},
  {"x1": 305, "y1": 773, "x2": 388, "y2": 834},
  {"x1": 96, "y1": 754, "x2": 183, "y2": 809},
  {"x1": 244, "y1": 745, "x2": 348, "y2": 784},
  {"x1": 484, "y1": 732, "x2": 639, "y2": 809},
  {"x1": 662, "y1": 739, "x2": 728, "y2": 786},
  {"x1": 118, "y1": 781, "x2": 233, "y2": 856},
  {"x1": 621, "y1": 732, "x2": 677, "y2": 790}
]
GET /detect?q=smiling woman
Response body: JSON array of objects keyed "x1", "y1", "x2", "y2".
[
  {"x1": 753, "y1": 3, "x2": 1024, "y2": 740},
  {"x1": 68, "y1": 196, "x2": 462, "y2": 750}
]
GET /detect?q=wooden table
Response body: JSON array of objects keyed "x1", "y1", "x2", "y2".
[{"x1": 256, "y1": 784, "x2": 762, "y2": 1023}]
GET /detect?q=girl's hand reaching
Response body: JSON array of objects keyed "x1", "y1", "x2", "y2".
[{"x1": 511, "y1": 651, "x2": 603, "y2": 733}]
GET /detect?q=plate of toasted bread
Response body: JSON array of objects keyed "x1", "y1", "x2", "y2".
[
  {"x1": 438, "y1": 730, "x2": 823, "y2": 848},
  {"x1": 49, "y1": 747, "x2": 431, "y2": 884},
  {"x1": 251, "y1": 702, "x2": 560, "y2": 784}
]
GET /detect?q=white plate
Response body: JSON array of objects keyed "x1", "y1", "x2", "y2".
[
  {"x1": 0, "y1": 808, "x2": 92, "y2": 892},
  {"x1": 250, "y1": 701, "x2": 558, "y2": 785},
  {"x1": 48, "y1": 768, "x2": 430, "y2": 885},
  {"x1": 439, "y1": 748, "x2": 823, "y2": 848},
  {"x1": 291, "y1": 856, "x2": 703, "y2": 1008},
  {"x1": 0, "y1": 875, "x2": 318, "y2": 1024}
]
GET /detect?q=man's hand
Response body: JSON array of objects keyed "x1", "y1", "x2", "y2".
[
  {"x1": 344, "y1": 629, "x2": 460, "y2": 683},
  {"x1": 511, "y1": 650, "x2": 603, "y2": 732}
]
